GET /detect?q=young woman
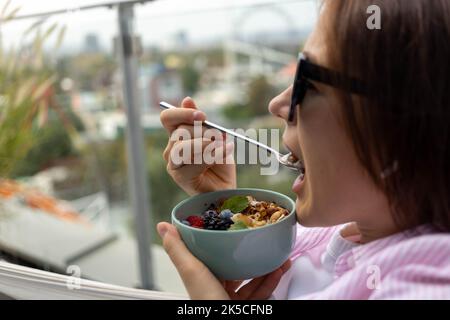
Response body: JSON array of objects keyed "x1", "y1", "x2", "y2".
[{"x1": 157, "y1": 0, "x2": 450, "y2": 299}]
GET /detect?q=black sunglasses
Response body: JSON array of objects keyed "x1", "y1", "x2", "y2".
[{"x1": 289, "y1": 53, "x2": 367, "y2": 122}]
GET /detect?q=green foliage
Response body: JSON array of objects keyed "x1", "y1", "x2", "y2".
[
  {"x1": 0, "y1": 3, "x2": 69, "y2": 178},
  {"x1": 58, "y1": 53, "x2": 116, "y2": 91},
  {"x1": 0, "y1": 101, "x2": 36, "y2": 175},
  {"x1": 180, "y1": 64, "x2": 200, "y2": 95},
  {"x1": 145, "y1": 130, "x2": 187, "y2": 217},
  {"x1": 220, "y1": 195, "x2": 249, "y2": 213},
  {"x1": 145, "y1": 130, "x2": 188, "y2": 243},
  {"x1": 247, "y1": 75, "x2": 278, "y2": 117},
  {"x1": 221, "y1": 102, "x2": 252, "y2": 121},
  {"x1": 83, "y1": 138, "x2": 128, "y2": 202},
  {"x1": 229, "y1": 220, "x2": 248, "y2": 230},
  {"x1": 9, "y1": 112, "x2": 75, "y2": 177},
  {"x1": 221, "y1": 76, "x2": 277, "y2": 122}
]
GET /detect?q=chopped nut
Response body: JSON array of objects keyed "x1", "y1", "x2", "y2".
[
  {"x1": 259, "y1": 209, "x2": 267, "y2": 219},
  {"x1": 270, "y1": 211, "x2": 282, "y2": 223},
  {"x1": 253, "y1": 220, "x2": 267, "y2": 227}
]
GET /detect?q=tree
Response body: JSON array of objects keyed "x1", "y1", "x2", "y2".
[
  {"x1": 221, "y1": 75, "x2": 278, "y2": 121},
  {"x1": 0, "y1": 3, "x2": 69, "y2": 178},
  {"x1": 9, "y1": 110, "x2": 79, "y2": 178},
  {"x1": 247, "y1": 75, "x2": 277, "y2": 117},
  {"x1": 180, "y1": 64, "x2": 200, "y2": 95}
]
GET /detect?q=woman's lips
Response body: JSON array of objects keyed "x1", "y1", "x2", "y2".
[
  {"x1": 292, "y1": 171, "x2": 305, "y2": 194},
  {"x1": 283, "y1": 143, "x2": 304, "y2": 169},
  {"x1": 282, "y1": 141, "x2": 306, "y2": 193}
]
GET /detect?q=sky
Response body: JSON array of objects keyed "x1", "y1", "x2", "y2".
[{"x1": 2, "y1": 0, "x2": 318, "y2": 52}]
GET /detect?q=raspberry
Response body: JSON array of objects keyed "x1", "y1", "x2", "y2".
[{"x1": 186, "y1": 215, "x2": 204, "y2": 228}]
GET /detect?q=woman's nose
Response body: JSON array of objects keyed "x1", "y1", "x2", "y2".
[{"x1": 268, "y1": 85, "x2": 292, "y2": 121}]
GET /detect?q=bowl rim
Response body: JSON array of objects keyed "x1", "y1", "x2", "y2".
[{"x1": 171, "y1": 188, "x2": 296, "y2": 234}]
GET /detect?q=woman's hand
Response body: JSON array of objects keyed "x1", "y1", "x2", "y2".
[
  {"x1": 160, "y1": 97, "x2": 236, "y2": 196},
  {"x1": 157, "y1": 222, "x2": 291, "y2": 300}
]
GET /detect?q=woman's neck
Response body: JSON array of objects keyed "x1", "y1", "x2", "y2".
[{"x1": 342, "y1": 221, "x2": 399, "y2": 244}]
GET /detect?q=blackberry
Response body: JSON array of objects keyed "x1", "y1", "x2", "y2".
[
  {"x1": 217, "y1": 216, "x2": 234, "y2": 230},
  {"x1": 202, "y1": 210, "x2": 234, "y2": 230},
  {"x1": 202, "y1": 210, "x2": 219, "y2": 229},
  {"x1": 203, "y1": 209, "x2": 217, "y2": 217}
]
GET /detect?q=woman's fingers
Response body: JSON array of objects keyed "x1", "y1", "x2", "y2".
[
  {"x1": 223, "y1": 280, "x2": 244, "y2": 295},
  {"x1": 279, "y1": 259, "x2": 292, "y2": 273},
  {"x1": 163, "y1": 125, "x2": 225, "y2": 162},
  {"x1": 165, "y1": 137, "x2": 234, "y2": 195},
  {"x1": 160, "y1": 98, "x2": 206, "y2": 134},
  {"x1": 157, "y1": 222, "x2": 205, "y2": 278},
  {"x1": 163, "y1": 125, "x2": 204, "y2": 163},
  {"x1": 247, "y1": 269, "x2": 283, "y2": 300},
  {"x1": 157, "y1": 222, "x2": 229, "y2": 299},
  {"x1": 167, "y1": 138, "x2": 234, "y2": 171},
  {"x1": 235, "y1": 260, "x2": 292, "y2": 300},
  {"x1": 160, "y1": 108, "x2": 205, "y2": 134},
  {"x1": 232, "y1": 277, "x2": 267, "y2": 300},
  {"x1": 181, "y1": 96, "x2": 196, "y2": 109}
]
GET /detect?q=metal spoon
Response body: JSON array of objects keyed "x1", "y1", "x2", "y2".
[{"x1": 159, "y1": 101, "x2": 304, "y2": 172}]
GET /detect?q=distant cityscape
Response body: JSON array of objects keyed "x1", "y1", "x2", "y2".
[
  {"x1": 67, "y1": 27, "x2": 310, "y2": 140},
  {"x1": 59, "y1": 27, "x2": 314, "y2": 55}
]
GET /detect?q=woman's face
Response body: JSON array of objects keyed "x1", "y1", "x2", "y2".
[{"x1": 269, "y1": 11, "x2": 393, "y2": 230}]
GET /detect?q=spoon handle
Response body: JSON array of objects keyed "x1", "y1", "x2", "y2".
[{"x1": 159, "y1": 101, "x2": 280, "y2": 156}]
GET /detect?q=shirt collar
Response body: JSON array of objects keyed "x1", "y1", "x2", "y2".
[{"x1": 334, "y1": 224, "x2": 436, "y2": 276}]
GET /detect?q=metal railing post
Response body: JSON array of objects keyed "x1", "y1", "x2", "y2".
[{"x1": 117, "y1": 2, "x2": 154, "y2": 290}]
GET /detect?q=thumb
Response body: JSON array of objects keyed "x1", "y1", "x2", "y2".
[
  {"x1": 156, "y1": 222, "x2": 229, "y2": 299},
  {"x1": 157, "y1": 222, "x2": 205, "y2": 276}
]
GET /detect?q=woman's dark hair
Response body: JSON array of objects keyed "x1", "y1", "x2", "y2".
[{"x1": 324, "y1": 0, "x2": 450, "y2": 231}]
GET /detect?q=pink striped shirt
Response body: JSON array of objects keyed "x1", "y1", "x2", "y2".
[{"x1": 286, "y1": 223, "x2": 450, "y2": 299}]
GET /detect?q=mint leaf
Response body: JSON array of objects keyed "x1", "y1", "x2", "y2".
[
  {"x1": 220, "y1": 195, "x2": 249, "y2": 213},
  {"x1": 229, "y1": 220, "x2": 248, "y2": 231}
]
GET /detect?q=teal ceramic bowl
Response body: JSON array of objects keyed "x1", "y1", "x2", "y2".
[{"x1": 171, "y1": 188, "x2": 297, "y2": 280}]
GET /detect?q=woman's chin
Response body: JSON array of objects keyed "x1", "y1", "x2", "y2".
[
  {"x1": 295, "y1": 198, "x2": 326, "y2": 227},
  {"x1": 295, "y1": 198, "x2": 313, "y2": 226},
  {"x1": 294, "y1": 184, "x2": 325, "y2": 227}
]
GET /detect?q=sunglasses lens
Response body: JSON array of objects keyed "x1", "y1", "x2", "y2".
[
  {"x1": 289, "y1": 79, "x2": 307, "y2": 122},
  {"x1": 289, "y1": 91, "x2": 298, "y2": 122}
]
